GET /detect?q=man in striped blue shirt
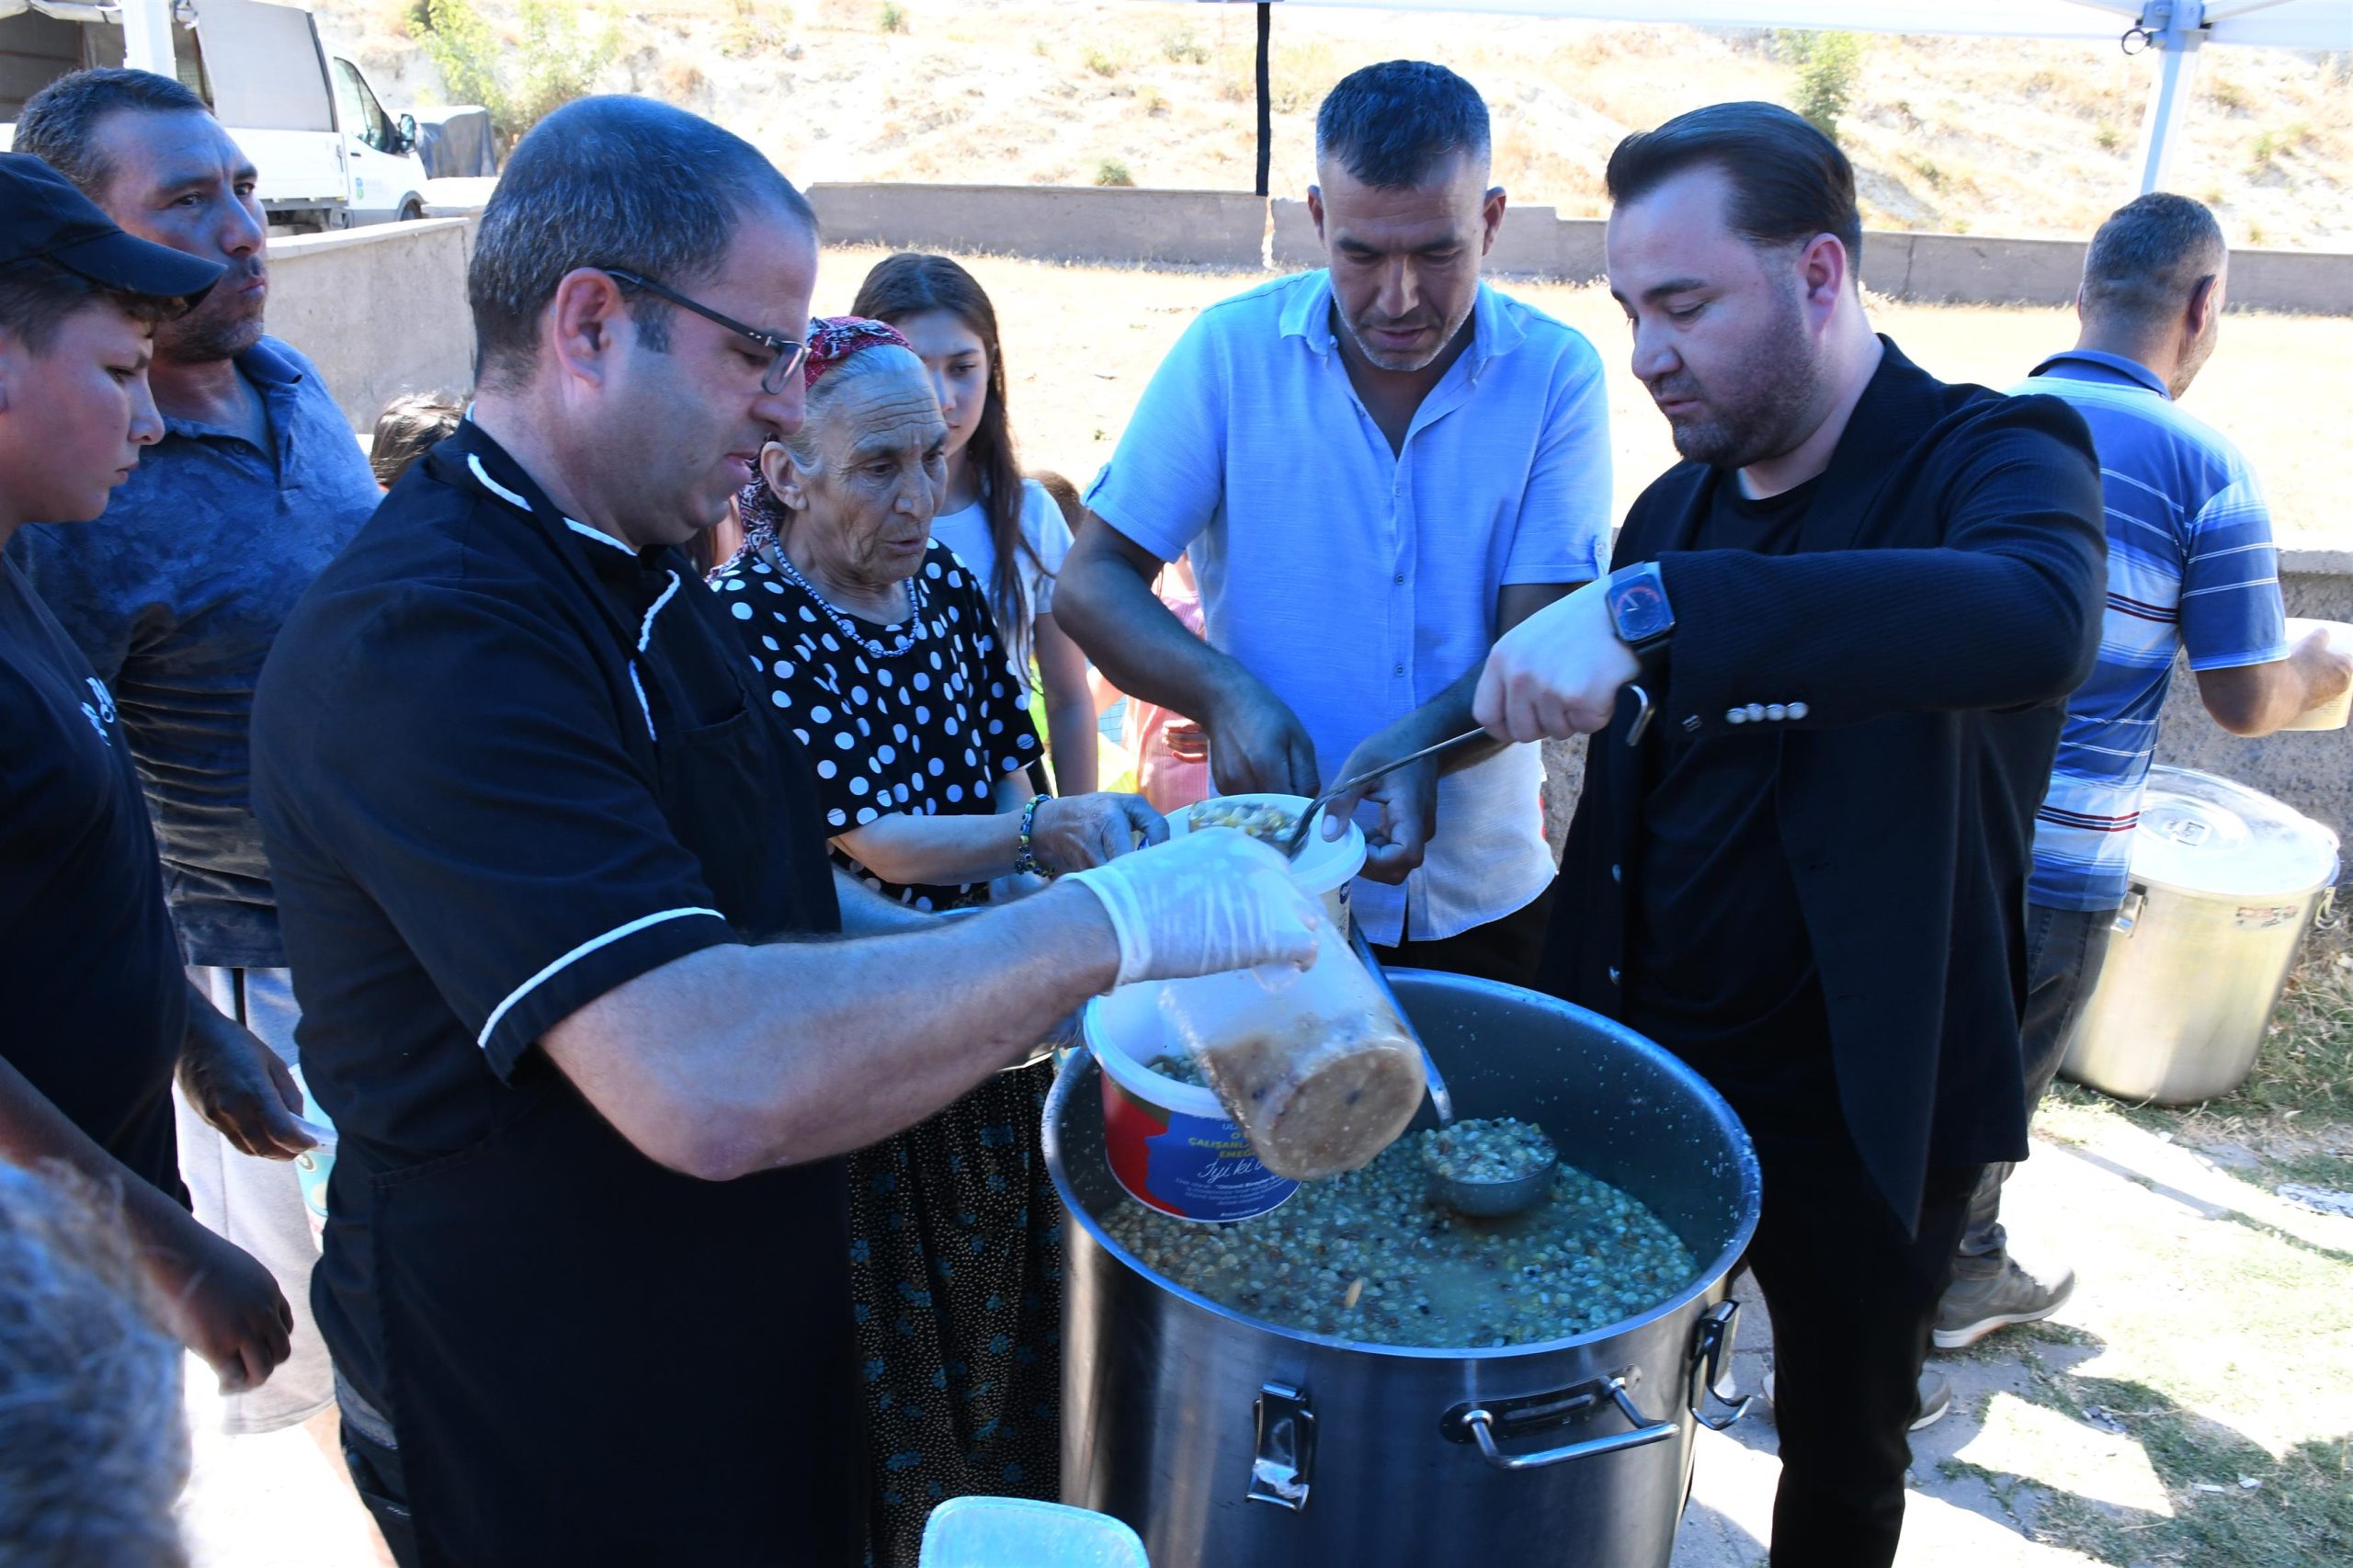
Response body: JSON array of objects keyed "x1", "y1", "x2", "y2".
[{"x1": 1936, "y1": 193, "x2": 2352, "y2": 1350}]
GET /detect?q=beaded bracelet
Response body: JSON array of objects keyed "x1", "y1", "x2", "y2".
[{"x1": 1014, "y1": 793, "x2": 1053, "y2": 878}]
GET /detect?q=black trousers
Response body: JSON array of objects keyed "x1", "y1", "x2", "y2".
[
  {"x1": 1368, "y1": 879, "x2": 1557, "y2": 989},
  {"x1": 1953, "y1": 902, "x2": 2114, "y2": 1278},
  {"x1": 1733, "y1": 1081, "x2": 1982, "y2": 1567},
  {"x1": 340, "y1": 1423, "x2": 422, "y2": 1568}
]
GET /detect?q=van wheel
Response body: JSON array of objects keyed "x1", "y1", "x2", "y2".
[{"x1": 398, "y1": 197, "x2": 425, "y2": 222}]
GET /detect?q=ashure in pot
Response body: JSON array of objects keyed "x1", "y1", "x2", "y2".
[{"x1": 1047, "y1": 971, "x2": 1761, "y2": 1568}]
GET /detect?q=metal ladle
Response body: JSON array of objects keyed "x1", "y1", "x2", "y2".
[{"x1": 1345, "y1": 922, "x2": 1557, "y2": 1218}]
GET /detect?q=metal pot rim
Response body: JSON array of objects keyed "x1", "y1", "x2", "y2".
[{"x1": 1044, "y1": 971, "x2": 1762, "y2": 1362}]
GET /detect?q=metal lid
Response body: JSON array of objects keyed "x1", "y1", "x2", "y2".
[{"x1": 2130, "y1": 766, "x2": 2339, "y2": 897}]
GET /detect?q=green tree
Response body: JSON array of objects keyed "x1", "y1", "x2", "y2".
[
  {"x1": 1777, "y1": 28, "x2": 1864, "y2": 143},
  {"x1": 423, "y1": 0, "x2": 620, "y2": 143}
]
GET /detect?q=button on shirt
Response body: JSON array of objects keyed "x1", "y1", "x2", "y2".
[
  {"x1": 1085, "y1": 271, "x2": 1613, "y2": 944},
  {"x1": 249, "y1": 422, "x2": 859, "y2": 1565},
  {"x1": 0, "y1": 558, "x2": 188, "y2": 1200},
  {"x1": 2015, "y1": 350, "x2": 2288, "y2": 912},
  {"x1": 8, "y1": 336, "x2": 383, "y2": 968}
]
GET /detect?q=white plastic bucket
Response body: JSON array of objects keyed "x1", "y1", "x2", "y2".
[{"x1": 1085, "y1": 981, "x2": 1299, "y2": 1223}]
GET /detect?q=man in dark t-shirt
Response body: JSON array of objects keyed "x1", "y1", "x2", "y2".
[{"x1": 0, "y1": 152, "x2": 296, "y2": 1394}]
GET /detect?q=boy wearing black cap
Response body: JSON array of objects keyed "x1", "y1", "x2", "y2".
[{"x1": 0, "y1": 151, "x2": 294, "y2": 1394}]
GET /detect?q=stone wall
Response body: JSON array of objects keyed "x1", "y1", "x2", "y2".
[
  {"x1": 814, "y1": 182, "x2": 2348, "y2": 314},
  {"x1": 264, "y1": 216, "x2": 478, "y2": 431}
]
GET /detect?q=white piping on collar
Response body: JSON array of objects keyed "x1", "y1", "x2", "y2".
[
  {"x1": 467, "y1": 453, "x2": 530, "y2": 512},
  {"x1": 566, "y1": 518, "x2": 637, "y2": 556},
  {"x1": 629, "y1": 662, "x2": 657, "y2": 744},
  {"x1": 639, "y1": 570, "x2": 680, "y2": 653},
  {"x1": 466, "y1": 451, "x2": 636, "y2": 556},
  {"x1": 468, "y1": 445, "x2": 664, "y2": 740},
  {"x1": 624, "y1": 567, "x2": 683, "y2": 742}
]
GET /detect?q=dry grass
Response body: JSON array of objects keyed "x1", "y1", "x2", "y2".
[
  {"x1": 801, "y1": 244, "x2": 2353, "y2": 549},
  {"x1": 316, "y1": 1, "x2": 2353, "y2": 250}
]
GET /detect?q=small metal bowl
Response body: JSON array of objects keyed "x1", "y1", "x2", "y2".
[{"x1": 1427, "y1": 1154, "x2": 1560, "y2": 1219}]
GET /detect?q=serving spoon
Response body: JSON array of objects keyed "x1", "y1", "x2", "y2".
[{"x1": 1344, "y1": 921, "x2": 1558, "y2": 1219}]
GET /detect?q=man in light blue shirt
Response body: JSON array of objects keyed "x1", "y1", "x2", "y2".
[
  {"x1": 1057, "y1": 61, "x2": 1612, "y2": 982},
  {"x1": 1934, "y1": 192, "x2": 2351, "y2": 1352}
]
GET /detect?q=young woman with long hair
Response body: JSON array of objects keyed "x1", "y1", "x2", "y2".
[{"x1": 851, "y1": 253, "x2": 1098, "y2": 793}]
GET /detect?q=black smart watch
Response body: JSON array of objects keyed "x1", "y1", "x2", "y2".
[{"x1": 1604, "y1": 562, "x2": 1676, "y2": 656}]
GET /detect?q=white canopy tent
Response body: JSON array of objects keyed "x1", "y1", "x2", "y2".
[{"x1": 1203, "y1": 1, "x2": 2353, "y2": 195}]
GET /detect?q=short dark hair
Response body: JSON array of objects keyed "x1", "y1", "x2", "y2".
[
  {"x1": 13, "y1": 68, "x2": 210, "y2": 198},
  {"x1": 468, "y1": 96, "x2": 817, "y2": 389},
  {"x1": 1606, "y1": 101, "x2": 1863, "y2": 273},
  {"x1": 2080, "y1": 192, "x2": 2225, "y2": 328},
  {"x1": 1315, "y1": 61, "x2": 1490, "y2": 189},
  {"x1": 0, "y1": 257, "x2": 175, "y2": 355}
]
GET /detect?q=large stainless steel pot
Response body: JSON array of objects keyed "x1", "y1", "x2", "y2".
[
  {"x1": 2063, "y1": 766, "x2": 2339, "y2": 1106},
  {"x1": 1045, "y1": 971, "x2": 1760, "y2": 1568}
]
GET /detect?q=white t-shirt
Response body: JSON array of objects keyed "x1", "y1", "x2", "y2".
[{"x1": 928, "y1": 476, "x2": 1073, "y2": 673}]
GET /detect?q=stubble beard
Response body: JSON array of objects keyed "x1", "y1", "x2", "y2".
[
  {"x1": 1658, "y1": 288, "x2": 1821, "y2": 471},
  {"x1": 157, "y1": 262, "x2": 267, "y2": 365},
  {"x1": 1338, "y1": 298, "x2": 1472, "y2": 375}
]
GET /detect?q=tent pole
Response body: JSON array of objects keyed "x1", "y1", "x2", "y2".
[
  {"x1": 120, "y1": 0, "x2": 177, "y2": 77},
  {"x1": 1256, "y1": 2, "x2": 1273, "y2": 197},
  {"x1": 2132, "y1": 0, "x2": 2208, "y2": 195}
]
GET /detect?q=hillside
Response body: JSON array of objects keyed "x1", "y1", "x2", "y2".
[{"x1": 318, "y1": 0, "x2": 2353, "y2": 251}]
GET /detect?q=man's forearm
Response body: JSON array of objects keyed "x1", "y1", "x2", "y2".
[
  {"x1": 1360, "y1": 664, "x2": 1509, "y2": 773},
  {"x1": 1057, "y1": 532, "x2": 1246, "y2": 721},
  {"x1": 545, "y1": 883, "x2": 1120, "y2": 1178},
  {"x1": 0, "y1": 1055, "x2": 209, "y2": 1267}
]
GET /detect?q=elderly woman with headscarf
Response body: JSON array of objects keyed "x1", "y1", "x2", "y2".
[{"x1": 709, "y1": 317, "x2": 1162, "y2": 1563}]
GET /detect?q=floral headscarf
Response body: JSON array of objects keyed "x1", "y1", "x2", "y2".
[{"x1": 733, "y1": 315, "x2": 915, "y2": 557}]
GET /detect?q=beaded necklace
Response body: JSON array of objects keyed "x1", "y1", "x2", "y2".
[{"x1": 757, "y1": 539, "x2": 928, "y2": 661}]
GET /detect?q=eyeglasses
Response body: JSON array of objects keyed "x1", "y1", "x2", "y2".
[{"x1": 599, "y1": 267, "x2": 810, "y2": 394}]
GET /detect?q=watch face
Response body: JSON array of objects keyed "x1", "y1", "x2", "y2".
[{"x1": 1612, "y1": 578, "x2": 1671, "y2": 642}]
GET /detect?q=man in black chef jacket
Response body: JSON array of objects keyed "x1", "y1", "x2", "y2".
[
  {"x1": 247, "y1": 97, "x2": 1319, "y2": 1568},
  {"x1": 0, "y1": 152, "x2": 300, "y2": 1397},
  {"x1": 1472, "y1": 105, "x2": 2105, "y2": 1566}
]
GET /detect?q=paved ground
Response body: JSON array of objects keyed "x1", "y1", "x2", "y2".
[{"x1": 181, "y1": 1105, "x2": 2348, "y2": 1566}]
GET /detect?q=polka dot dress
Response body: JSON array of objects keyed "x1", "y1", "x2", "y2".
[
  {"x1": 710, "y1": 540, "x2": 1060, "y2": 1565},
  {"x1": 709, "y1": 540, "x2": 1043, "y2": 913}
]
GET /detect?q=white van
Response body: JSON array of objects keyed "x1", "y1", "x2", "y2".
[{"x1": 0, "y1": 0, "x2": 427, "y2": 228}]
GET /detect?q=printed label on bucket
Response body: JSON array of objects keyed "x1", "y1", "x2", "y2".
[{"x1": 1099, "y1": 1074, "x2": 1296, "y2": 1222}]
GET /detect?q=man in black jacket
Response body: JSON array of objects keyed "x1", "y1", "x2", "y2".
[{"x1": 1474, "y1": 104, "x2": 2105, "y2": 1566}]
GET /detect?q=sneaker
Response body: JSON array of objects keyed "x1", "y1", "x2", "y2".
[
  {"x1": 1933, "y1": 1257, "x2": 2076, "y2": 1349},
  {"x1": 1911, "y1": 1369, "x2": 1952, "y2": 1432},
  {"x1": 1761, "y1": 1369, "x2": 1951, "y2": 1433}
]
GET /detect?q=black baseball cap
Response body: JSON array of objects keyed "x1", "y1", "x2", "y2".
[{"x1": 0, "y1": 151, "x2": 223, "y2": 302}]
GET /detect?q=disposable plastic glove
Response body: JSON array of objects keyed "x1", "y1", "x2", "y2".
[{"x1": 1063, "y1": 826, "x2": 1322, "y2": 988}]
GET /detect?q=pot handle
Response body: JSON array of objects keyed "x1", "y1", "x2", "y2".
[
  {"x1": 1459, "y1": 1377, "x2": 1674, "y2": 1471},
  {"x1": 1688, "y1": 1299, "x2": 1755, "y2": 1432}
]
